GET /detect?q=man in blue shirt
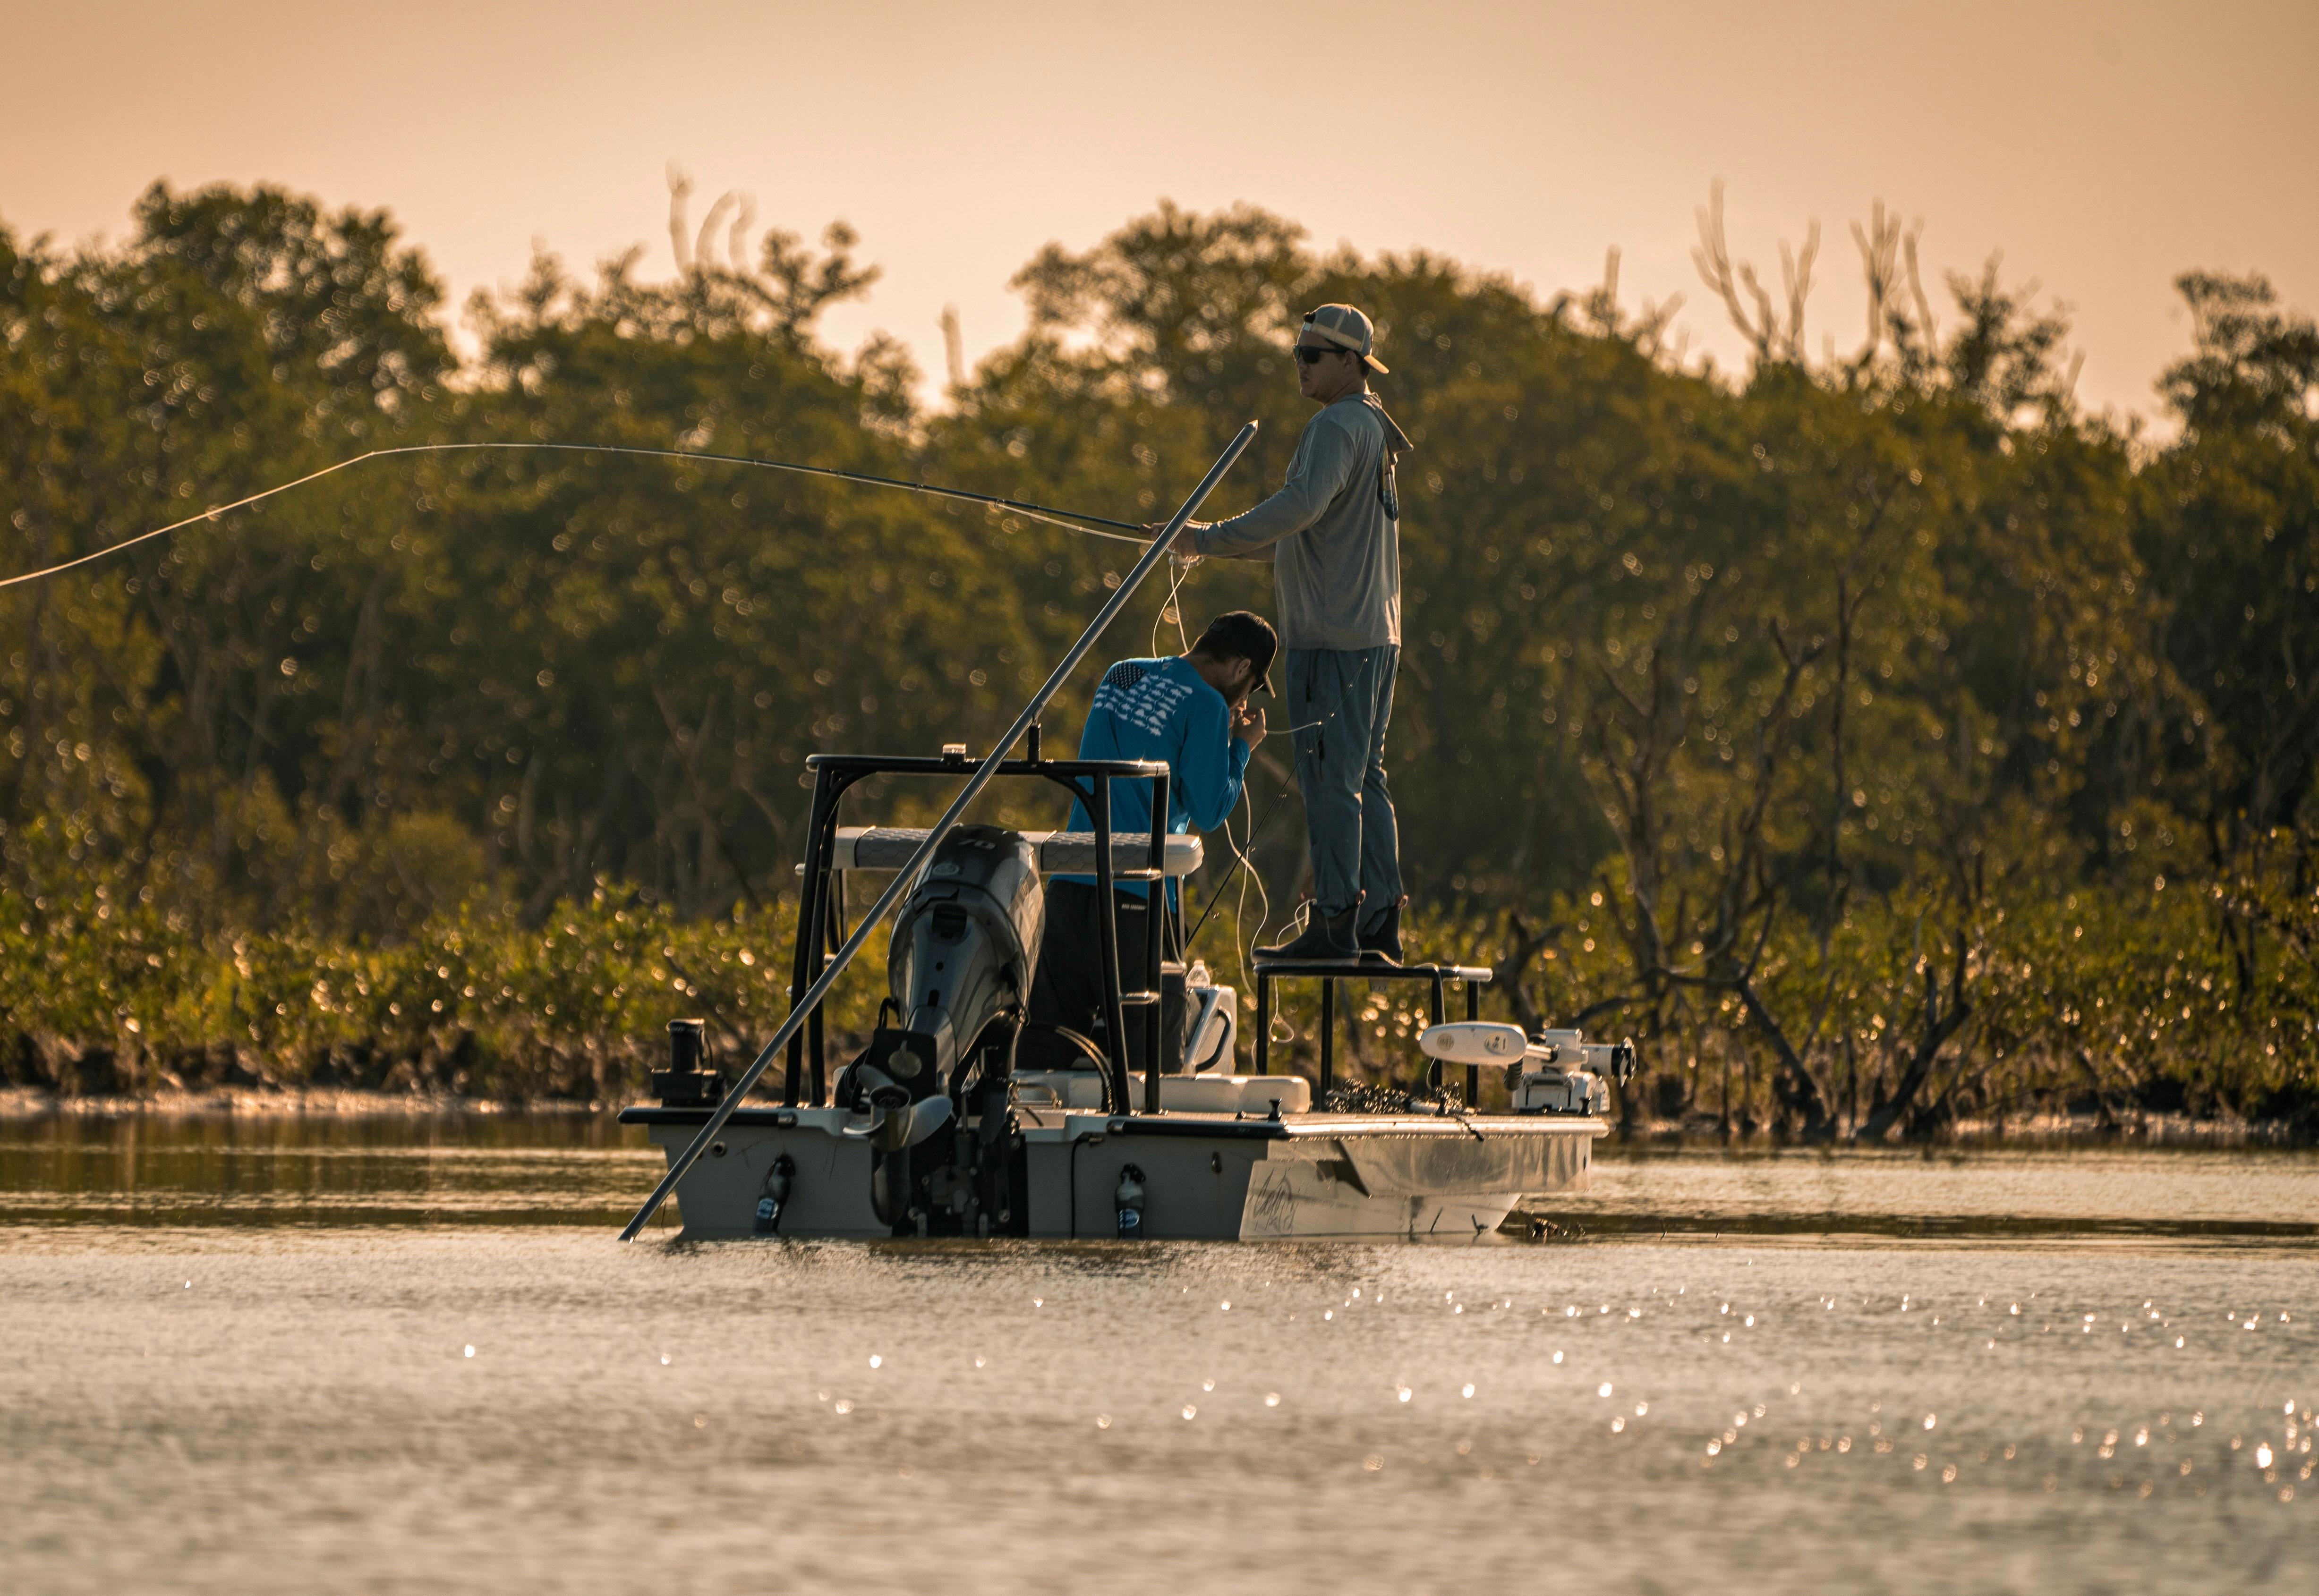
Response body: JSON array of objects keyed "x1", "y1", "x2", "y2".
[{"x1": 1022, "y1": 611, "x2": 1274, "y2": 1075}]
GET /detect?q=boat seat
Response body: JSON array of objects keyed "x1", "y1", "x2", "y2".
[{"x1": 824, "y1": 827, "x2": 1202, "y2": 877}]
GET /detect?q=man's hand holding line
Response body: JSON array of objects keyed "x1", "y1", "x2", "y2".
[
  {"x1": 1160, "y1": 521, "x2": 1206, "y2": 564},
  {"x1": 1233, "y1": 703, "x2": 1267, "y2": 751}
]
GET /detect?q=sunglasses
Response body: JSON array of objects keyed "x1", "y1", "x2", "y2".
[{"x1": 1293, "y1": 344, "x2": 1350, "y2": 365}]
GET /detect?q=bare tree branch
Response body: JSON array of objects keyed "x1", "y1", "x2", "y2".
[
  {"x1": 1495, "y1": 912, "x2": 1558, "y2": 1034},
  {"x1": 694, "y1": 192, "x2": 736, "y2": 280},
  {"x1": 1693, "y1": 180, "x2": 1772, "y2": 361},
  {"x1": 727, "y1": 194, "x2": 756, "y2": 274},
  {"x1": 1858, "y1": 928, "x2": 1973, "y2": 1140},
  {"x1": 666, "y1": 164, "x2": 693, "y2": 273}
]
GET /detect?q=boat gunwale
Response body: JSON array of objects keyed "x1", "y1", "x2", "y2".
[{"x1": 616, "y1": 1104, "x2": 1607, "y2": 1140}]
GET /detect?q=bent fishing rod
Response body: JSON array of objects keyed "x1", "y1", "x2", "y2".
[
  {"x1": 0, "y1": 439, "x2": 1155, "y2": 592},
  {"x1": 615, "y1": 419, "x2": 1259, "y2": 1240}
]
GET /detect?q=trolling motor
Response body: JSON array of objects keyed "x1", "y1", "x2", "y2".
[
  {"x1": 1418, "y1": 1023, "x2": 1636, "y2": 1116},
  {"x1": 835, "y1": 825, "x2": 1044, "y2": 1232}
]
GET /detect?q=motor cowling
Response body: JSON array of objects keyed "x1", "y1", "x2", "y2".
[{"x1": 886, "y1": 824, "x2": 1043, "y2": 1082}]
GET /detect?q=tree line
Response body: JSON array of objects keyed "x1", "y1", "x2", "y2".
[{"x1": 2, "y1": 179, "x2": 2315, "y2": 1134}]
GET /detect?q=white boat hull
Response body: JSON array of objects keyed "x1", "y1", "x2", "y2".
[{"x1": 621, "y1": 1092, "x2": 1603, "y2": 1242}]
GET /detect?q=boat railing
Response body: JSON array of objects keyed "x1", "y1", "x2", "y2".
[
  {"x1": 1251, "y1": 960, "x2": 1495, "y2": 1106},
  {"x1": 784, "y1": 743, "x2": 1178, "y2": 1116}
]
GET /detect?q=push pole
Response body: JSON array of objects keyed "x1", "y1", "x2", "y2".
[{"x1": 618, "y1": 420, "x2": 1258, "y2": 1240}]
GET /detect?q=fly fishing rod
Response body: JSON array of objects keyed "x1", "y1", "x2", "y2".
[
  {"x1": 615, "y1": 419, "x2": 1259, "y2": 1241},
  {"x1": 1182, "y1": 663, "x2": 1374, "y2": 953},
  {"x1": 1185, "y1": 776, "x2": 1295, "y2": 950},
  {"x1": 0, "y1": 439, "x2": 1154, "y2": 592}
]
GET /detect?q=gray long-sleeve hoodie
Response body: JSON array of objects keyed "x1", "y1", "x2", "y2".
[{"x1": 1190, "y1": 393, "x2": 1411, "y2": 650}]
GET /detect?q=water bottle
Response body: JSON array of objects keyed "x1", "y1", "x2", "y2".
[
  {"x1": 1116, "y1": 1164, "x2": 1147, "y2": 1239},
  {"x1": 754, "y1": 1155, "x2": 794, "y2": 1236}
]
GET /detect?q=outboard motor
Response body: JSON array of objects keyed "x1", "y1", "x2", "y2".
[
  {"x1": 888, "y1": 825, "x2": 1043, "y2": 1078},
  {"x1": 837, "y1": 825, "x2": 1043, "y2": 1231}
]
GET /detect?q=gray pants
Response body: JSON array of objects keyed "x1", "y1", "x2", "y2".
[{"x1": 1286, "y1": 645, "x2": 1402, "y2": 930}]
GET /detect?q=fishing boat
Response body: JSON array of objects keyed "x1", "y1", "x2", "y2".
[
  {"x1": 614, "y1": 421, "x2": 1628, "y2": 1243},
  {"x1": 618, "y1": 739, "x2": 1628, "y2": 1241}
]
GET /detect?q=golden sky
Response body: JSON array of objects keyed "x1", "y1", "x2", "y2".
[{"x1": 5, "y1": 0, "x2": 2313, "y2": 419}]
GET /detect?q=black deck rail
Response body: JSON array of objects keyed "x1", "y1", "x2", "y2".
[
  {"x1": 787, "y1": 746, "x2": 1182, "y2": 1117},
  {"x1": 1252, "y1": 960, "x2": 1493, "y2": 1105}
]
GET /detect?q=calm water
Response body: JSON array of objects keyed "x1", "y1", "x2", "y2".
[{"x1": 1, "y1": 1119, "x2": 2313, "y2": 1594}]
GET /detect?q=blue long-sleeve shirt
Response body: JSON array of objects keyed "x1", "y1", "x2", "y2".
[{"x1": 1059, "y1": 655, "x2": 1251, "y2": 901}]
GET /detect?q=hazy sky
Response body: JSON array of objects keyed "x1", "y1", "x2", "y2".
[{"x1": 5, "y1": 0, "x2": 2314, "y2": 420}]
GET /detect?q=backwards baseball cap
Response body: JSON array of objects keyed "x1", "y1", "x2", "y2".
[
  {"x1": 1193, "y1": 609, "x2": 1278, "y2": 695},
  {"x1": 1298, "y1": 303, "x2": 1390, "y2": 374}
]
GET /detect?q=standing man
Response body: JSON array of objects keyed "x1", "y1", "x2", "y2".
[
  {"x1": 1022, "y1": 611, "x2": 1274, "y2": 1074},
  {"x1": 1172, "y1": 304, "x2": 1411, "y2": 965}
]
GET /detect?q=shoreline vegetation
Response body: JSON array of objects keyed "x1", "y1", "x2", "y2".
[
  {"x1": 4, "y1": 1084, "x2": 2311, "y2": 1153},
  {"x1": 5, "y1": 888, "x2": 2316, "y2": 1143},
  {"x1": 5, "y1": 182, "x2": 2319, "y2": 1144}
]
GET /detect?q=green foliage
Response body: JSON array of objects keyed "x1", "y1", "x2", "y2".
[
  {"x1": 0, "y1": 879, "x2": 884, "y2": 1100},
  {"x1": 3, "y1": 180, "x2": 2318, "y2": 1133},
  {"x1": 2139, "y1": 273, "x2": 2319, "y2": 838}
]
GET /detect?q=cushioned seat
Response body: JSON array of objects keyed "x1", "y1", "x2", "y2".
[
  {"x1": 827, "y1": 827, "x2": 1202, "y2": 877},
  {"x1": 1011, "y1": 1071, "x2": 1311, "y2": 1114}
]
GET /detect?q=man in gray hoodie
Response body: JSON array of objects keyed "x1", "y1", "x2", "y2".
[{"x1": 1172, "y1": 303, "x2": 1413, "y2": 964}]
